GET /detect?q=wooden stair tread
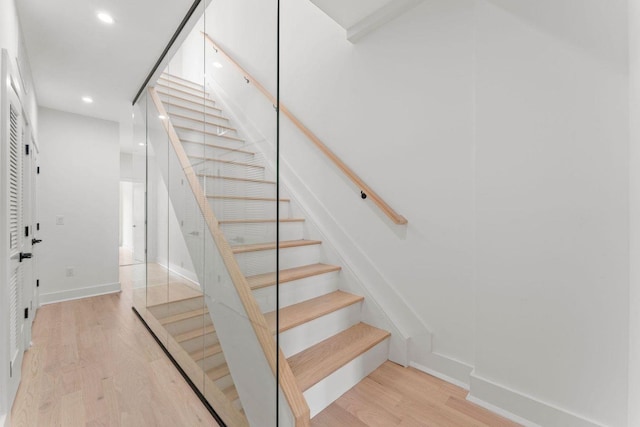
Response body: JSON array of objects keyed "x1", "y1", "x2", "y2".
[
  {"x1": 247, "y1": 263, "x2": 339, "y2": 290},
  {"x1": 160, "y1": 73, "x2": 204, "y2": 89},
  {"x1": 232, "y1": 239, "x2": 319, "y2": 254},
  {"x1": 206, "y1": 363, "x2": 230, "y2": 381},
  {"x1": 169, "y1": 111, "x2": 233, "y2": 127},
  {"x1": 159, "y1": 307, "x2": 208, "y2": 325},
  {"x1": 146, "y1": 294, "x2": 203, "y2": 309},
  {"x1": 190, "y1": 342, "x2": 222, "y2": 361},
  {"x1": 158, "y1": 76, "x2": 205, "y2": 92},
  {"x1": 161, "y1": 100, "x2": 222, "y2": 114},
  {"x1": 157, "y1": 83, "x2": 215, "y2": 101},
  {"x1": 174, "y1": 125, "x2": 245, "y2": 142},
  {"x1": 223, "y1": 385, "x2": 239, "y2": 402},
  {"x1": 188, "y1": 155, "x2": 264, "y2": 169},
  {"x1": 197, "y1": 174, "x2": 275, "y2": 185},
  {"x1": 218, "y1": 218, "x2": 305, "y2": 225},
  {"x1": 265, "y1": 290, "x2": 362, "y2": 333},
  {"x1": 174, "y1": 324, "x2": 216, "y2": 343},
  {"x1": 181, "y1": 139, "x2": 254, "y2": 155},
  {"x1": 157, "y1": 90, "x2": 216, "y2": 106},
  {"x1": 288, "y1": 322, "x2": 390, "y2": 391}
]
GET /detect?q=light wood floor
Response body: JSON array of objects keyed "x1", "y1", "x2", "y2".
[
  {"x1": 11, "y1": 262, "x2": 518, "y2": 427},
  {"x1": 10, "y1": 263, "x2": 219, "y2": 427},
  {"x1": 312, "y1": 361, "x2": 519, "y2": 427}
]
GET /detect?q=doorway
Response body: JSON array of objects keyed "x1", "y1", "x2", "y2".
[{"x1": 119, "y1": 181, "x2": 145, "y2": 266}]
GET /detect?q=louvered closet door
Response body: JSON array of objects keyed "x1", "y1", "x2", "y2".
[{"x1": 6, "y1": 90, "x2": 25, "y2": 399}]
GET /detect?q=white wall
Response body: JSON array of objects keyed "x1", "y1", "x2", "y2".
[
  {"x1": 472, "y1": 2, "x2": 629, "y2": 426},
  {"x1": 38, "y1": 107, "x2": 120, "y2": 304},
  {"x1": 0, "y1": 0, "x2": 38, "y2": 423},
  {"x1": 177, "y1": 0, "x2": 634, "y2": 425}
]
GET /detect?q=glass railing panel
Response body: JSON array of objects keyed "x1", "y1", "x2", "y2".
[
  {"x1": 131, "y1": 0, "x2": 292, "y2": 424},
  {"x1": 130, "y1": 93, "x2": 148, "y2": 312}
]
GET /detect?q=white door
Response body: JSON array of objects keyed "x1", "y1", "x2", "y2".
[
  {"x1": 132, "y1": 182, "x2": 146, "y2": 263},
  {"x1": 30, "y1": 147, "x2": 40, "y2": 309},
  {"x1": 21, "y1": 131, "x2": 36, "y2": 348},
  {"x1": 5, "y1": 85, "x2": 26, "y2": 399}
]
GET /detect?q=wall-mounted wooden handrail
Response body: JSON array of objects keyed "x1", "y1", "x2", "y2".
[
  {"x1": 202, "y1": 33, "x2": 408, "y2": 225},
  {"x1": 149, "y1": 87, "x2": 310, "y2": 427}
]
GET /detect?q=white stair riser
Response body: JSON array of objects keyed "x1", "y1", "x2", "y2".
[
  {"x1": 182, "y1": 142, "x2": 255, "y2": 163},
  {"x1": 157, "y1": 92, "x2": 219, "y2": 112},
  {"x1": 215, "y1": 374, "x2": 235, "y2": 391},
  {"x1": 157, "y1": 90, "x2": 217, "y2": 107},
  {"x1": 176, "y1": 129, "x2": 244, "y2": 149},
  {"x1": 161, "y1": 103, "x2": 226, "y2": 122},
  {"x1": 180, "y1": 332, "x2": 219, "y2": 354},
  {"x1": 235, "y1": 244, "x2": 320, "y2": 277},
  {"x1": 280, "y1": 302, "x2": 362, "y2": 358},
  {"x1": 158, "y1": 79, "x2": 205, "y2": 95},
  {"x1": 190, "y1": 159, "x2": 265, "y2": 180},
  {"x1": 201, "y1": 353, "x2": 227, "y2": 372},
  {"x1": 148, "y1": 297, "x2": 204, "y2": 319},
  {"x1": 210, "y1": 199, "x2": 290, "y2": 222},
  {"x1": 158, "y1": 76, "x2": 204, "y2": 92},
  {"x1": 220, "y1": 221, "x2": 304, "y2": 245},
  {"x1": 201, "y1": 176, "x2": 280, "y2": 199},
  {"x1": 170, "y1": 116, "x2": 238, "y2": 136},
  {"x1": 164, "y1": 314, "x2": 212, "y2": 336},
  {"x1": 305, "y1": 338, "x2": 389, "y2": 417},
  {"x1": 253, "y1": 272, "x2": 340, "y2": 313},
  {"x1": 167, "y1": 114, "x2": 236, "y2": 131}
]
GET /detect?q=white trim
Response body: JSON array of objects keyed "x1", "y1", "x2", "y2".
[
  {"x1": 407, "y1": 332, "x2": 473, "y2": 387},
  {"x1": 466, "y1": 395, "x2": 542, "y2": 427},
  {"x1": 39, "y1": 282, "x2": 121, "y2": 305},
  {"x1": 409, "y1": 361, "x2": 470, "y2": 391},
  {"x1": 0, "y1": 413, "x2": 8, "y2": 427},
  {"x1": 468, "y1": 373, "x2": 607, "y2": 427},
  {"x1": 156, "y1": 262, "x2": 200, "y2": 288}
]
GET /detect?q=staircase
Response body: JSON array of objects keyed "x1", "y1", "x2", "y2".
[{"x1": 150, "y1": 72, "x2": 391, "y2": 424}]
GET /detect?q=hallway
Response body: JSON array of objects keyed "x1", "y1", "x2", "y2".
[{"x1": 9, "y1": 264, "x2": 219, "y2": 427}]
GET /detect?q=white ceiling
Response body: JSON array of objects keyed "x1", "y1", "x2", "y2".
[{"x1": 17, "y1": 0, "x2": 196, "y2": 123}]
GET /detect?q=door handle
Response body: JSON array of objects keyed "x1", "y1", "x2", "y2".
[
  {"x1": 19, "y1": 252, "x2": 32, "y2": 262},
  {"x1": 32, "y1": 238, "x2": 42, "y2": 245}
]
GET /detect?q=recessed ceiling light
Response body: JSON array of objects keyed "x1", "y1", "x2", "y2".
[
  {"x1": 82, "y1": 96, "x2": 93, "y2": 104},
  {"x1": 158, "y1": 115, "x2": 167, "y2": 120},
  {"x1": 97, "y1": 12, "x2": 114, "y2": 24},
  {"x1": 138, "y1": 142, "x2": 145, "y2": 146},
  {"x1": 213, "y1": 62, "x2": 223, "y2": 69}
]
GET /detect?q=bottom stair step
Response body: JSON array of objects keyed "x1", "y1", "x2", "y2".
[{"x1": 288, "y1": 322, "x2": 390, "y2": 392}]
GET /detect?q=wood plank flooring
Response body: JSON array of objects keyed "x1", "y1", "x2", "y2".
[
  {"x1": 11, "y1": 261, "x2": 520, "y2": 427},
  {"x1": 10, "y1": 263, "x2": 219, "y2": 427},
  {"x1": 312, "y1": 361, "x2": 520, "y2": 427}
]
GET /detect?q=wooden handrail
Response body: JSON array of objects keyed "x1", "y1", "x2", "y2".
[
  {"x1": 202, "y1": 33, "x2": 408, "y2": 225},
  {"x1": 149, "y1": 87, "x2": 310, "y2": 427}
]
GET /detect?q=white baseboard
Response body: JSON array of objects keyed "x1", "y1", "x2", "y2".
[
  {"x1": 468, "y1": 373, "x2": 606, "y2": 427},
  {"x1": 156, "y1": 262, "x2": 200, "y2": 288},
  {"x1": 410, "y1": 361, "x2": 470, "y2": 391},
  {"x1": 39, "y1": 282, "x2": 121, "y2": 305},
  {"x1": 408, "y1": 332, "x2": 473, "y2": 388}
]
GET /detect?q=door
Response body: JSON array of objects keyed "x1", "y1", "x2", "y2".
[
  {"x1": 21, "y1": 131, "x2": 37, "y2": 348},
  {"x1": 5, "y1": 84, "x2": 26, "y2": 399}
]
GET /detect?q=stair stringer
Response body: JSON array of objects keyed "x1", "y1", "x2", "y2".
[
  {"x1": 147, "y1": 87, "x2": 310, "y2": 427},
  {"x1": 206, "y1": 76, "x2": 432, "y2": 367}
]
